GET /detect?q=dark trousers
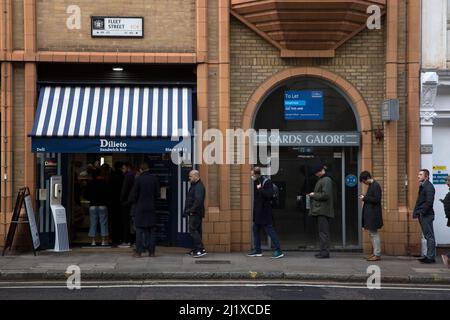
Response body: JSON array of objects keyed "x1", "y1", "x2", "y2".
[
  {"x1": 419, "y1": 214, "x2": 436, "y2": 259},
  {"x1": 110, "y1": 204, "x2": 122, "y2": 244},
  {"x1": 135, "y1": 226, "x2": 156, "y2": 254},
  {"x1": 252, "y1": 223, "x2": 281, "y2": 252},
  {"x1": 317, "y1": 216, "x2": 330, "y2": 256},
  {"x1": 189, "y1": 215, "x2": 204, "y2": 250}
]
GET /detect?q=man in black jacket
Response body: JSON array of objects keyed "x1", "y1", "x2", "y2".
[
  {"x1": 413, "y1": 169, "x2": 436, "y2": 264},
  {"x1": 184, "y1": 170, "x2": 206, "y2": 258},
  {"x1": 247, "y1": 167, "x2": 284, "y2": 259}
]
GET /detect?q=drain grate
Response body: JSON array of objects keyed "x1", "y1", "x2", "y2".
[{"x1": 194, "y1": 260, "x2": 231, "y2": 264}]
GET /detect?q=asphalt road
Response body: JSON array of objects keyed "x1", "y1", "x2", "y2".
[{"x1": 0, "y1": 280, "x2": 450, "y2": 300}]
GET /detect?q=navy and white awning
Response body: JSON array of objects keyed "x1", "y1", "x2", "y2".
[{"x1": 30, "y1": 86, "x2": 193, "y2": 153}]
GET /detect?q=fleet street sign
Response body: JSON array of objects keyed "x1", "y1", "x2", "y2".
[{"x1": 91, "y1": 17, "x2": 144, "y2": 38}]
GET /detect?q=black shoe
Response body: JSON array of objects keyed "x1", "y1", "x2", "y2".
[
  {"x1": 420, "y1": 258, "x2": 436, "y2": 264},
  {"x1": 192, "y1": 249, "x2": 207, "y2": 258},
  {"x1": 418, "y1": 257, "x2": 427, "y2": 262},
  {"x1": 315, "y1": 254, "x2": 330, "y2": 259},
  {"x1": 186, "y1": 249, "x2": 195, "y2": 256}
]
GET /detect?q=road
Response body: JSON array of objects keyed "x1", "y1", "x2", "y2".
[{"x1": 0, "y1": 280, "x2": 450, "y2": 300}]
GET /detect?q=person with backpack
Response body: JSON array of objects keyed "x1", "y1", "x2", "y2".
[
  {"x1": 308, "y1": 163, "x2": 335, "y2": 259},
  {"x1": 247, "y1": 167, "x2": 284, "y2": 259}
]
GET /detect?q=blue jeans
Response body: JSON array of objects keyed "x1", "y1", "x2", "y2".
[
  {"x1": 419, "y1": 214, "x2": 436, "y2": 259},
  {"x1": 252, "y1": 223, "x2": 281, "y2": 252},
  {"x1": 88, "y1": 206, "x2": 109, "y2": 237}
]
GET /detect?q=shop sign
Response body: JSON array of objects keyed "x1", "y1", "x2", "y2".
[
  {"x1": 91, "y1": 17, "x2": 143, "y2": 38},
  {"x1": 32, "y1": 137, "x2": 188, "y2": 154},
  {"x1": 24, "y1": 194, "x2": 40, "y2": 250},
  {"x1": 345, "y1": 174, "x2": 358, "y2": 188},
  {"x1": 433, "y1": 166, "x2": 449, "y2": 185},
  {"x1": 284, "y1": 90, "x2": 324, "y2": 120},
  {"x1": 44, "y1": 158, "x2": 58, "y2": 179},
  {"x1": 256, "y1": 132, "x2": 360, "y2": 147}
]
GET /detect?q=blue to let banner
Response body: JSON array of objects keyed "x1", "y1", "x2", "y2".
[{"x1": 284, "y1": 90, "x2": 324, "y2": 120}]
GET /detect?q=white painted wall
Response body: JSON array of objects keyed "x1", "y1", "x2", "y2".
[
  {"x1": 422, "y1": 0, "x2": 447, "y2": 69},
  {"x1": 432, "y1": 123, "x2": 450, "y2": 245}
]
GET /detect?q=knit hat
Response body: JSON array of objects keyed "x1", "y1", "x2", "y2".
[{"x1": 311, "y1": 163, "x2": 325, "y2": 175}]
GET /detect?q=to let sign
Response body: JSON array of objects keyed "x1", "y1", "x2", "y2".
[
  {"x1": 284, "y1": 90, "x2": 324, "y2": 120},
  {"x1": 91, "y1": 17, "x2": 143, "y2": 38}
]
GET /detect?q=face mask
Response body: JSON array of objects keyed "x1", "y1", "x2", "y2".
[{"x1": 251, "y1": 176, "x2": 257, "y2": 181}]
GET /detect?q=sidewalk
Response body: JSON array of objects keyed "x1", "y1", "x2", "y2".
[{"x1": 1, "y1": 247, "x2": 449, "y2": 284}]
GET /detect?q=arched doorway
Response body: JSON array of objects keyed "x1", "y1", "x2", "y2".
[
  {"x1": 254, "y1": 77, "x2": 359, "y2": 250},
  {"x1": 240, "y1": 67, "x2": 373, "y2": 250}
]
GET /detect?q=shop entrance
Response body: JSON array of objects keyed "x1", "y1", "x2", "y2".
[
  {"x1": 36, "y1": 153, "x2": 193, "y2": 249},
  {"x1": 29, "y1": 81, "x2": 196, "y2": 250},
  {"x1": 271, "y1": 146, "x2": 359, "y2": 250},
  {"x1": 253, "y1": 76, "x2": 362, "y2": 250}
]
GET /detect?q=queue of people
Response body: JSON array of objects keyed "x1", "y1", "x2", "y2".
[
  {"x1": 247, "y1": 165, "x2": 449, "y2": 267},
  {"x1": 74, "y1": 161, "x2": 138, "y2": 248},
  {"x1": 74, "y1": 161, "x2": 450, "y2": 266}
]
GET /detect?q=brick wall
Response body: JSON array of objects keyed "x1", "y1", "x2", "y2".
[
  {"x1": 227, "y1": 16, "x2": 407, "y2": 252},
  {"x1": 229, "y1": 16, "x2": 387, "y2": 210},
  {"x1": 9, "y1": 64, "x2": 31, "y2": 250},
  {"x1": 13, "y1": 0, "x2": 24, "y2": 50},
  {"x1": 13, "y1": 64, "x2": 24, "y2": 195},
  {"x1": 36, "y1": 0, "x2": 196, "y2": 53}
]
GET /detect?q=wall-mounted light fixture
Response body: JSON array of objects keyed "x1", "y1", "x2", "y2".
[
  {"x1": 112, "y1": 67, "x2": 124, "y2": 72},
  {"x1": 374, "y1": 127, "x2": 384, "y2": 143}
]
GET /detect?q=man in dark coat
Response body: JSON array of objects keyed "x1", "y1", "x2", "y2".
[
  {"x1": 129, "y1": 162, "x2": 160, "y2": 257},
  {"x1": 184, "y1": 170, "x2": 206, "y2": 258},
  {"x1": 413, "y1": 169, "x2": 436, "y2": 264},
  {"x1": 247, "y1": 167, "x2": 284, "y2": 259},
  {"x1": 359, "y1": 171, "x2": 383, "y2": 261},
  {"x1": 308, "y1": 163, "x2": 335, "y2": 259}
]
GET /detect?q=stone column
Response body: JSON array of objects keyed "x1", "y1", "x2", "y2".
[
  {"x1": 420, "y1": 72, "x2": 438, "y2": 171},
  {"x1": 419, "y1": 71, "x2": 438, "y2": 256}
]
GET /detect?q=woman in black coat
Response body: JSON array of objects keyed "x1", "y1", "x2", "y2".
[{"x1": 359, "y1": 171, "x2": 383, "y2": 261}]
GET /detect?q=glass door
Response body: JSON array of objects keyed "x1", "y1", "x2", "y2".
[
  {"x1": 263, "y1": 146, "x2": 359, "y2": 250},
  {"x1": 36, "y1": 153, "x2": 62, "y2": 249}
]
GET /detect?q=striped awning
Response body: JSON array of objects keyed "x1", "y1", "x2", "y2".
[{"x1": 31, "y1": 86, "x2": 193, "y2": 138}]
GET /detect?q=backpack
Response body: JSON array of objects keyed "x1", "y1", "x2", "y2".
[{"x1": 262, "y1": 177, "x2": 280, "y2": 208}]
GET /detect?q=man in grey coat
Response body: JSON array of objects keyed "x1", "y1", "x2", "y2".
[
  {"x1": 359, "y1": 171, "x2": 383, "y2": 261},
  {"x1": 413, "y1": 169, "x2": 436, "y2": 264},
  {"x1": 308, "y1": 163, "x2": 335, "y2": 259}
]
